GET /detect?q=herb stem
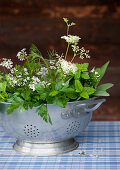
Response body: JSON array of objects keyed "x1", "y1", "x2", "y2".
[{"x1": 65, "y1": 43, "x2": 70, "y2": 60}]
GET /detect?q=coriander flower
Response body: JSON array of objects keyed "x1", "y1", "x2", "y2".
[
  {"x1": 61, "y1": 35, "x2": 81, "y2": 44},
  {"x1": 16, "y1": 48, "x2": 27, "y2": 61},
  {"x1": 0, "y1": 58, "x2": 13, "y2": 69},
  {"x1": 37, "y1": 67, "x2": 48, "y2": 76}
]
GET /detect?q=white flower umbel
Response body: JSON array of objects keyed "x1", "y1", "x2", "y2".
[
  {"x1": 61, "y1": 35, "x2": 81, "y2": 44},
  {"x1": 58, "y1": 59, "x2": 78, "y2": 74},
  {"x1": 0, "y1": 58, "x2": 13, "y2": 69},
  {"x1": 16, "y1": 48, "x2": 27, "y2": 61}
]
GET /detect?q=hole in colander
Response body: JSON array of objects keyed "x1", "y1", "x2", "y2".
[
  {"x1": 24, "y1": 125, "x2": 40, "y2": 138},
  {"x1": 66, "y1": 121, "x2": 80, "y2": 135}
]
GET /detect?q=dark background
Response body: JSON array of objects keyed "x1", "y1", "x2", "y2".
[{"x1": 0, "y1": 0, "x2": 120, "y2": 120}]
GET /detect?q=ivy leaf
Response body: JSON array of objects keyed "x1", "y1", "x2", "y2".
[
  {"x1": 76, "y1": 63, "x2": 89, "y2": 72},
  {"x1": 75, "y1": 80, "x2": 83, "y2": 92}
]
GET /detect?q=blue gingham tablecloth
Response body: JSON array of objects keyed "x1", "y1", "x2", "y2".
[{"x1": 0, "y1": 121, "x2": 120, "y2": 170}]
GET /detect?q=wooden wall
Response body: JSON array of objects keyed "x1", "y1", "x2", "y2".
[{"x1": 0, "y1": 0, "x2": 120, "y2": 120}]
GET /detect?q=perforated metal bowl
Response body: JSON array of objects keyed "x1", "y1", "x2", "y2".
[{"x1": 0, "y1": 98, "x2": 105, "y2": 155}]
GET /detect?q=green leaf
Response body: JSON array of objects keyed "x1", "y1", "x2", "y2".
[
  {"x1": 53, "y1": 96, "x2": 68, "y2": 108},
  {"x1": 55, "y1": 81, "x2": 63, "y2": 91},
  {"x1": 80, "y1": 92, "x2": 89, "y2": 99},
  {"x1": 0, "y1": 82, "x2": 7, "y2": 92},
  {"x1": 7, "y1": 96, "x2": 24, "y2": 114},
  {"x1": 63, "y1": 17, "x2": 68, "y2": 23},
  {"x1": 96, "y1": 83, "x2": 114, "y2": 91},
  {"x1": 75, "y1": 80, "x2": 83, "y2": 92},
  {"x1": 66, "y1": 92, "x2": 78, "y2": 99},
  {"x1": 93, "y1": 90, "x2": 110, "y2": 96},
  {"x1": 19, "y1": 105, "x2": 25, "y2": 113},
  {"x1": 21, "y1": 90, "x2": 31, "y2": 100},
  {"x1": 76, "y1": 63, "x2": 89, "y2": 72},
  {"x1": 61, "y1": 88, "x2": 74, "y2": 93},
  {"x1": 39, "y1": 93, "x2": 47, "y2": 100},
  {"x1": 83, "y1": 87, "x2": 96, "y2": 95},
  {"x1": 81, "y1": 73, "x2": 90, "y2": 79},
  {"x1": 93, "y1": 83, "x2": 113, "y2": 97},
  {"x1": 96, "y1": 61, "x2": 109, "y2": 79},
  {"x1": 36, "y1": 104, "x2": 52, "y2": 124},
  {"x1": 49, "y1": 90, "x2": 59, "y2": 97},
  {"x1": 75, "y1": 71, "x2": 81, "y2": 79}
]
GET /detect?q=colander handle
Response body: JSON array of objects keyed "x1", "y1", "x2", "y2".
[
  {"x1": 73, "y1": 98, "x2": 106, "y2": 117},
  {"x1": 83, "y1": 98, "x2": 106, "y2": 112}
]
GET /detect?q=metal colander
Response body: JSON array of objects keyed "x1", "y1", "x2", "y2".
[{"x1": 0, "y1": 98, "x2": 105, "y2": 155}]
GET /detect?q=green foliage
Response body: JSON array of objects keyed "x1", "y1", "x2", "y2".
[
  {"x1": 36, "y1": 104, "x2": 52, "y2": 124},
  {"x1": 94, "y1": 83, "x2": 114, "y2": 96}
]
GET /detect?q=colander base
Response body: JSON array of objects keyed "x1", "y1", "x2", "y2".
[{"x1": 13, "y1": 138, "x2": 79, "y2": 155}]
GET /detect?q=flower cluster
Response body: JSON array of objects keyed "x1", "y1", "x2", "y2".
[
  {"x1": 16, "y1": 48, "x2": 27, "y2": 61},
  {"x1": 57, "y1": 59, "x2": 78, "y2": 75},
  {"x1": 0, "y1": 58, "x2": 13, "y2": 69},
  {"x1": 61, "y1": 35, "x2": 81, "y2": 44}
]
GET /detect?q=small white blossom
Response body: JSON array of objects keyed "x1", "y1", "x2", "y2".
[
  {"x1": 37, "y1": 67, "x2": 48, "y2": 76},
  {"x1": 49, "y1": 66, "x2": 56, "y2": 70},
  {"x1": 24, "y1": 68, "x2": 27, "y2": 72},
  {"x1": 29, "y1": 83, "x2": 35, "y2": 91},
  {"x1": 58, "y1": 59, "x2": 78, "y2": 74},
  {"x1": 26, "y1": 77, "x2": 30, "y2": 80},
  {"x1": 91, "y1": 68, "x2": 95, "y2": 72},
  {"x1": 32, "y1": 76, "x2": 40, "y2": 83},
  {"x1": 61, "y1": 35, "x2": 81, "y2": 44},
  {"x1": 0, "y1": 58, "x2": 13, "y2": 69},
  {"x1": 16, "y1": 48, "x2": 27, "y2": 61}
]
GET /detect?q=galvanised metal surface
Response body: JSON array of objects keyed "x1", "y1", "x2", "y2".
[{"x1": 0, "y1": 98, "x2": 105, "y2": 155}]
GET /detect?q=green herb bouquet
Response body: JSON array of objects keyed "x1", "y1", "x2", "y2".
[{"x1": 0, "y1": 18, "x2": 113, "y2": 124}]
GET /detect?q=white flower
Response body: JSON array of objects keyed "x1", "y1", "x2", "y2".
[
  {"x1": 49, "y1": 66, "x2": 56, "y2": 70},
  {"x1": 16, "y1": 48, "x2": 27, "y2": 61},
  {"x1": 10, "y1": 67, "x2": 18, "y2": 74},
  {"x1": 37, "y1": 67, "x2": 48, "y2": 76},
  {"x1": 29, "y1": 83, "x2": 35, "y2": 91},
  {"x1": 71, "y1": 44, "x2": 80, "y2": 53},
  {"x1": 61, "y1": 35, "x2": 81, "y2": 44},
  {"x1": 32, "y1": 76, "x2": 40, "y2": 83},
  {"x1": 91, "y1": 68, "x2": 95, "y2": 72},
  {"x1": 0, "y1": 58, "x2": 13, "y2": 69},
  {"x1": 58, "y1": 59, "x2": 78, "y2": 74},
  {"x1": 26, "y1": 77, "x2": 30, "y2": 80},
  {"x1": 24, "y1": 68, "x2": 27, "y2": 72}
]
